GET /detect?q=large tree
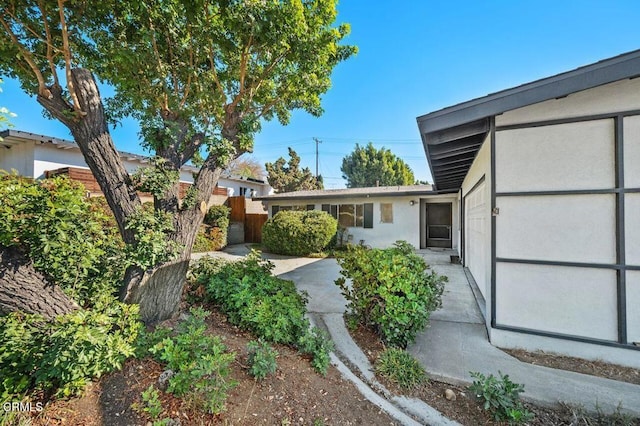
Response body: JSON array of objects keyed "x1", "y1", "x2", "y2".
[
  {"x1": 341, "y1": 142, "x2": 414, "y2": 188},
  {"x1": 266, "y1": 147, "x2": 323, "y2": 193},
  {"x1": 0, "y1": 0, "x2": 355, "y2": 322}
]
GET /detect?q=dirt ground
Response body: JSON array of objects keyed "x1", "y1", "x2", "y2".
[
  {"x1": 15, "y1": 307, "x2": 640, "y2": 426},
  {"x1": 25, "y1": 309, "x2": 398, "y2": 426}
]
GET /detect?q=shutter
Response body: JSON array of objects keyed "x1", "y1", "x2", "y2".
[
  {"x1": 272, "y1": 205, "x2": 280, "y2": 216},
  {"x1": 306, "y1": 204, "x2": 315, "y2": 210},
  {"x1": 363, "y1": 203, "x2": 374, "y2": 228}
]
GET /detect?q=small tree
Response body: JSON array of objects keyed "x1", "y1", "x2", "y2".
[
  {"x1": 341, "y1": 142, "x2": 415, "y2": 188},
  {"x1": 266, "y1": 147, "x2": 323, "y2": 193}
]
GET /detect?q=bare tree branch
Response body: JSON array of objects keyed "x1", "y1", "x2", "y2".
[{"x1": 57, "y1": 0, "x2": 85, "y2": 116}]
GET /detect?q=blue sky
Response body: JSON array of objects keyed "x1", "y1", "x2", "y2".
[{"x1": 2, "y1": 1, "x2": 640, "y2": 188}]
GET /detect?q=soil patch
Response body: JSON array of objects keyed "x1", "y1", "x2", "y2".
[
  {"x1": 28, "y1": 309, "x2": 398, "y2": 425},
  {"x1": 503, "y1": 348, "x2": 640, "y2": 385},
  {"x1": 349, "y1": 323, "x2": 639, "y2": 426}
]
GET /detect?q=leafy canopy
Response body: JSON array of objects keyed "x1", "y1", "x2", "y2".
[
  {"x1": 266, "y1": 147, "x2": 322, "y2": 193},
  {"x1": 0, "y1": 0, "x2": 356, "y2": 172},
  {"x1": 341, "y1": 142, "x2": 415, "y2": 188}
]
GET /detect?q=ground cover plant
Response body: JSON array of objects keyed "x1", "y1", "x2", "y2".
[
  {"x1": 335, "y1": 240, "x2": 446, "y2": 348},
  {"x1": 262, "y1": 210, "x2": 338, "y2": 256},
  {"x1": 191, "y1": 252, "x2": 334, "y2": 374},
  {"x1": 375, "y1": 348, "x2": 427, "y2": 390},
  {"x1": 469, "y1": 371, "x2": 534, "y2": 424}
]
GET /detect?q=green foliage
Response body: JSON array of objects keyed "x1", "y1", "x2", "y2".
[
  {"x1": 193, "y1": 205, "x2": 231, "y2": 253},
  {"x1": 247, "y1": 340, "x2": 278, "y2": 380},
  {"x1": 124, "y1": 205, "x2": 181, "y2": 270},
  {"x1": 0, "y1": 79, "x2": 16, "y2": 133},
  {"x1": 262, "y1": 210, "x2": 337, "y2": 256},
  {"x1": 469, "y1": 371, "x2": 534, "y2": 424},
  {"x1": 0, "y1": 173, "x2": 122, "y2": 306},
  {"x1": 145, "y1": 307, "x2": 236, "y2": 414},
  {"x1": 0, "y1": 302, "x2": 142, "y2": 398},
  {"x1": 191, "y1": 252, "x2": 333, "y2": 374},
  {"x1": 335, "y1": 241, "x2": 446, "y2": 348},
  {"x1": 204, "y1": 205, "x2": 230, "y2": 230},
  {"x1": 135, "y1": 385, "x2": 164, "y2": 420},
  {"x1": 375, "y1": 348, "x2": 427, "y2": 390},
  {"x1": 297, "y1": 327, "x2": 334, "y2": 375},
  {"x1": 266, "y1": 148, "x2": 323, "y2": 193},
  {"x1": 131, "y1": 157, "x2": 180, "y2": 198},
  {"x1": 341, "y1": 142, "x2": 415, "y2": 188}
]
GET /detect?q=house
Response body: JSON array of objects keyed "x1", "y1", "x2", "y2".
[
  {"x1": 0, "y1": 129, "x2": 272, "y2": 206},
  {"x1": 256, "y1": 185, "x2": 459, "y2": 250},
  {"x1": 417, "y1": 49, "x2": 640, "y2": 367}
]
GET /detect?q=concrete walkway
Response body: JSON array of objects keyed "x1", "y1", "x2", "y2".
[
  {"x1": 195, "y1": 245, "x2": 640, "y2": 421},
  {"x1": 408, "y1": 248, "x2": 640, "y2": 418}
]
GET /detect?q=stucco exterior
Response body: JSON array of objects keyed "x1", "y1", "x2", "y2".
[
  {"x1": 418, "y1": 50, "x2": 640, "y2": 368},
  {"x1": 261, "y1": 192, "x2": 458, "y2": 250}
]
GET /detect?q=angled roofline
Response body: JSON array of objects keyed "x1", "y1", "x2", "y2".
[{"x1": 417, "y1": 49, "x2": 640, "y2": 135}]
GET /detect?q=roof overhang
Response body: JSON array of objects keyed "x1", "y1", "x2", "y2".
[
  {"x1": 255, "y1": 188, "x2": 457, "y2": 202},
  {"x1": 417, "y1": 49, "x2": 640, "y2": 191}
]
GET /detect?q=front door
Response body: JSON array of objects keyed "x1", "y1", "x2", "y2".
[{"x1": 426, "y1": 203, "x2": 452, "y2": 248}]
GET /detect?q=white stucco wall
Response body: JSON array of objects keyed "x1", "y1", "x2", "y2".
[
  {"x1": 496, "y1": 78, "x2": 640, "y2": 127},
  {"x1": 494, "y1": 115, "x2": 620, "y2": 345},
  {"x1": 265, "y1": 194, "x2": 457, "y2": 250},
  {"x1": 624, "y1": 114, "x2": 640, "y2": 188},
  {"x1": 0, "y1": 140, "x2": 34, "y2": 176},
  {"x1": 461, "y1": 135, "x2": 491, "y2": 302},
  {"x1": 33, "y1": 145, "x2": 90, "y2": 178},
  {"x1": 626, "y1": 194, "x2": 640, "y2": 266},
  {"x1": 496, "y1": 194, "x2": 617, "y2": 264},
  {"x1": 495, "y1": 120, "x2": 615, "y2": 192},
  {"x1": 496, "y1": 263, "x2": 618, "y2": 340},
  {"x1": 627, "y1": 271, "x2": 640, "y2": 344}
]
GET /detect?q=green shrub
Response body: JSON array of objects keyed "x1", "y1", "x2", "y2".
[
  {"x1": 247, "y1": 340, "x2": 278, "y2": 380},
  {"x1": 204, "y1": 204, "x2": 230, "y2": 230},
  {"x1": 262, "y1": 210, "x2": 337, "y2": 256},
  {"x1": 145, "y1": 307, "x2": 236, "y2": 414},
  {"x1": 469, "y1": 371, "x2": 534, "y2": 424},
  {"x1": 335, "y1": 241, "x2": 446, "y2": 348},
  {"x1": 297, "y1": 327, "x2": 334, "y2": 375},
  {"x1": 375, "y1": 348, "x2": 427, "y2": 390},
  {"x1": 0, "y1": 173, "x2": 123, "y2": 306},
  {"x1": 191, "y1": 252, "x2": 333, "y2": 374},
  {"x1": 0, "y1": 301, "x2": 142, "y2": 398}
]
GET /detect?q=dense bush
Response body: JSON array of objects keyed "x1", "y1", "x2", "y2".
[
  {"x1": 191, "y1": 252, "x2": 333, "y2": 374},
  {"x1": 0, "y1": 173, "x2": 123, "y2": 305},
  {"x1": 193, "y1": 205, "x2": 230, "y2": 252},
  {"x1": 142, "y1": 307, "x2": 236, "y2": 414},
  {"x1": 262, "y1": 210, "x2": 337, "y2": 256},
  {"x1": 335, "y1": 241, "x2": 446, "y2": 348},
  {"x1": 375, "y1": 348, "x2": 427, "y2": 390},
  {"x1": 0, "y1": 301, "x2": 142, "y2": 398}
]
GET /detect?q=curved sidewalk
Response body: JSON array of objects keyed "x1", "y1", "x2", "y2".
[{"x1": 197, "y1": 245, "x2": 640, "y2": 420}]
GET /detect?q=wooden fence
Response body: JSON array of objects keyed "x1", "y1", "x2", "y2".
[{"x1": 228, "y1": 196, "x2": 268, "y2": 243}]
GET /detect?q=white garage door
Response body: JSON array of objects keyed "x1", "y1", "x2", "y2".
[{"x1": 465, "y1": 181, "x2": 488, "y2": 298}]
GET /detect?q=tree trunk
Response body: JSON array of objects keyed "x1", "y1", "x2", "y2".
[{"x1": 0, "y1": 246, "x2": 78, "y2": 319}]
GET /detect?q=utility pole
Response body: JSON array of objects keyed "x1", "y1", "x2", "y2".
[{"x1": 313, "y1": 137, "x2": 322, "y2": 177}]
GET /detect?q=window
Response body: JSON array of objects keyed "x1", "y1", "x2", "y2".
[
  {"x1": 321, "y1": 203, "x2": 371, "y2": 228},
  {"x1": 380, "y1": 203, "x2": 393, "y2": 223},
  {"x1": 239, "y1": 186, "x2": 248, "y2": 197}
]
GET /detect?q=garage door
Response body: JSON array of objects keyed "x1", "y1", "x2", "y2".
[{"x1": 464, "y1": 180, "x2": 488, "y2": 298}]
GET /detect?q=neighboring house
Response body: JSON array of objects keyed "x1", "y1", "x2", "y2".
[
  {"x1": 256, "y1": 185, "x2": 459, "y2": 250},
  {"x1": 417, "y1": 49, "x2": 640, "y2": 367},
  {"x1": 0, "y1": 130, "x2": 271, "y2": 206}
]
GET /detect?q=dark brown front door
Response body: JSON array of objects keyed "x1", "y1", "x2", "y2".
[{"x1": 426, "y1": 203, "x2": 452, "y2": 248}]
